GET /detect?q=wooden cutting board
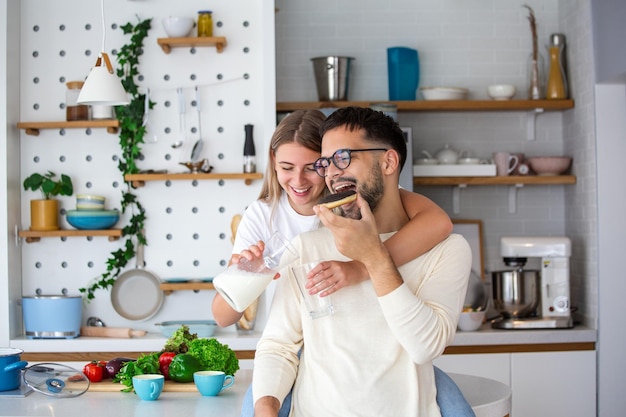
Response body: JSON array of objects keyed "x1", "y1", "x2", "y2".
[{"x1": 88, "y1": 380, "x2": 198, "y2": 392}]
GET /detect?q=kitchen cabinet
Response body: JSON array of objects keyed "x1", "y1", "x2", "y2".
[{"x1": 435, "y1": 349, "x2": 596, "y2": 417}]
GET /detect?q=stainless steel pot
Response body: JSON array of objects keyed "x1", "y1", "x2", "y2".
[{"x1": 491, "y1": 269, "x2": 540, "y2": 318}]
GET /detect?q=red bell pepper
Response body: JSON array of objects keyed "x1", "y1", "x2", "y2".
[{"x1": 159, "y1": 352, "x2": 177, "y2": 380}]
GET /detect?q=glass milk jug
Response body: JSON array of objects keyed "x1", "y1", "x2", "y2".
[{"x1": 213, "y1": 232, "x2": 297, "y2": 313}]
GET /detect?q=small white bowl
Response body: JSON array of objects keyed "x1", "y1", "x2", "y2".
[
  {"x1": 457, "y1": 310, "x2": 486, "y2": 332},
  {"x1": 487, "y1": 84, "x2": 516, "y2": 100},
  {"x1": 162, "y1": 17, "x2": 194, "y2": 38},
  {"x1": 420, "y1": 87, "x2": 469, "y2": 101}
]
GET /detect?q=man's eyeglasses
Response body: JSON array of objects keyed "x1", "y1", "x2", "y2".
[{"x1": 313, "y1": 148, "x2": 388, "y2": 177}]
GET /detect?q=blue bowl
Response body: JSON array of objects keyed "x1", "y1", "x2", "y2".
[{"x1": 66, "y1": 209, "x2": 119, "y2": 230}]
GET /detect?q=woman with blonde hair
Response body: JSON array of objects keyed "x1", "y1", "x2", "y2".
[{"x1": 212, "y1": 109, "x2": 474, "y2": 417}]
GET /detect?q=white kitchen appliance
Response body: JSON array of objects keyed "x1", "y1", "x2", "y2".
[{"x1": 492, "y1": 236, "x2": 573, "y2": 329}]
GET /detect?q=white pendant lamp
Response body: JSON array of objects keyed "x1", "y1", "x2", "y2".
[{"x1": 77, "y1": 0, "x2": 129, "y2": 106}]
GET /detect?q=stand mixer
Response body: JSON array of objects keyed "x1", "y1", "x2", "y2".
[{"x1": 491, "y1": 237, "x2": 574, "y2": 329}]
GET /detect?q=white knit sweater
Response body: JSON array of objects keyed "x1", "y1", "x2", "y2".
[{"x1": 253, "y1": 229, "x2": 472, "y2": 417}]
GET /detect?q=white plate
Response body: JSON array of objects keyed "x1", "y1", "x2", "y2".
[
  {"x1": 111, "y1": 270, "x2": 164, "y2": 321},
  {"x1": 420, "y1": 87, "x2": 469, "y2": 100}
]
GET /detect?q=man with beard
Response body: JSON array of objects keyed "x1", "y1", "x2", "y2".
[{"x1": 252, "y1": 107, "x2": 472, "y2": 417}]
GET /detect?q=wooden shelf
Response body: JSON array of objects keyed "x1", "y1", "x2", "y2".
[
  {"x1": 124, "y1": 172, "x2": 263, "y2": 187},
  {"x1": 413, "y1": 175, "x2": 577, "y2": 186},
  {"x1": 160, "y1": 281, "x2": 215, "y2": 295},
  {"x1": 157, "y1": 36, "x2": 228, "y2": 54},
  {"x1": 18, "y1": 228, "x2": 123, "y2": 243},
  {"x1": 17, "y1": 120, "x2": 120, "y2": 136},
  {"x1": 276, "y1": 99, "x2": 574, "y2": 113}
]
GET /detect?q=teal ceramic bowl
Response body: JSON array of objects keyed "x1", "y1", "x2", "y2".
[{"x1": 66, "y1": 209, "x2": 119, "y2": 230}]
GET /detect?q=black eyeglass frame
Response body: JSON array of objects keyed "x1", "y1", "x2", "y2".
[{"x1": 313, "y1": 148, "x2": 388, "y2": 177}]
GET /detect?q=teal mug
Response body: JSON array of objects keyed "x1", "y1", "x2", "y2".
[
  {"x1": 132, "y1": 374, "x2": 164, "y2": 401},
  {"x1": 193, "y1": 370, "x2": 235, "y2": 396}
]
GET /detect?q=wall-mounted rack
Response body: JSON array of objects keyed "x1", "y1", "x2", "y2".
[
  {"x1": 124, "y1": 172, "x2": 263, "y2": 187},
  {"x1": 17, "y1": 120, "x2": 120, "y2": 136},
  {"x1": 157, "y1": 36, "x2": 228, "y2": 54},
  {"x1": 17, "y1": 228, "x2": 123, "y2": 243}
]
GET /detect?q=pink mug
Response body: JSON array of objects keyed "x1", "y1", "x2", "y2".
[{"x1": 493, "y1": 152, "x2": 519, "y2": 176}]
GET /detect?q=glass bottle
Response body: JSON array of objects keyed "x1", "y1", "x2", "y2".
[
  {"x1": 243, "y1": 124, "x2": 256, "y2": 173},
  {"x1": 66, "y1": 81, "x2": 89, "y2": 121},
  {"x1": 546, "y1": 34, "x2": 568, "y2": 99},
  {"x1": 212, "y1": 231, "x2": 297, "y2": 313},
  {"x1": 197, "y1": 11, "x2": 213, "y2": 37},
  {"x1": 527, "y1": 52, "x2": 545, "y2": 100}
]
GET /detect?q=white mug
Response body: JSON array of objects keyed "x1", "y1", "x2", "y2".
[{"x1": 493, "y1": 152, "x2": 519, "y2": 176}]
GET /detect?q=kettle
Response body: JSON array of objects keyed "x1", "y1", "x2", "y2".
[{"x1": 435, "y1": 144, "x2": 460, "y2": 164}]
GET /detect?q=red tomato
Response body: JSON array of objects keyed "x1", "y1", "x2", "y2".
[
  {"x1": 95, "y1": 360, "x2": 108, "y2": 379},
  {"x1": 83, "y1": 361, "x2": 104, "y2": 382}
]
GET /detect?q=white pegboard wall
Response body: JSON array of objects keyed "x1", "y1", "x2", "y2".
[{"x1": 18, "y1": 0, "x2": 275, "y2": 329}]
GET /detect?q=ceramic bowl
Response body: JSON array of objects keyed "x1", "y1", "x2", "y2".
[
  {"x1": 414, "y1": 157, "x2": 439, "y2": 165},
  {"x1": 487, "y1": 84, "x2": 516, "y2": 100},
  {"x1": 420, "y1": 87, "x2": 469, "y2": 100},
  {"x1": 458, "y1": 157, "x2": 483, "y2": 165},
  {"x1": 527, "y1": 156, "x2": 572, "y2": 175},
  {"x1": 76, "y1": 194, "x2": 105, "y2": 211},
  {"x1": 457, "y1": 310, "x2": 486, "y2": 332},
  {"x1": 66, "y1": 209, "x2": 119, "y2": 230},
  {"x1": 162, "y1": 17, "x2": 194, "y2": 38}
]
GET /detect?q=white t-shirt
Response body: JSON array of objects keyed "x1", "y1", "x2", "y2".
[{"x1": 232, "y1": 192, "x2": 320, "y2": 255}]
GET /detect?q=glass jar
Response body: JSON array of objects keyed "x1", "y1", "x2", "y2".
[
  {"x1": 197, "y1": 11, "x2": 213, "y2": 37},
  {"x1": 65, "y1": 81, "x2": 89, "y2": 121}
]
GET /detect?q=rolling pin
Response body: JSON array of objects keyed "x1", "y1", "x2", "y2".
[{"x1": 80, "y1": 326, "x2": 147, "y2": 338}]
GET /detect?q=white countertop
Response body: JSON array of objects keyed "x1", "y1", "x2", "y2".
[
  {"x1": 10, "y1": 324, "x2": 596, "y2": 354},
  {"x1": 0, "y1": 369, "x2": 512, "y2": 417}
]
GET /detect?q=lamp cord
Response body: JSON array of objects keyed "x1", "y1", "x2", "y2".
[{"x1": 100, "y1": 0, "x2": 106, "y2": 53}]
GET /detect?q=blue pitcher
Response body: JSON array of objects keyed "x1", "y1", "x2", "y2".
[{"x1": 387, "y1": 47, "x2": 420, "y2": 101}]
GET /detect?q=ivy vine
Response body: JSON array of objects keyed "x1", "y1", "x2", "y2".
[{"x1": 80, "y1": 17, "x2": 153, "y2": 300}]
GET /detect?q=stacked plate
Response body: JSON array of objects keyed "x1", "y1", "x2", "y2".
[{"x1": 66, "y1": 194, "x2": 119, "y2": 230}]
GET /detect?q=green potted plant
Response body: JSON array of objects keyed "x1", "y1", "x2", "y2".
[{"x1": 23, "y1": 171, "x2": 74, "y2": 231}]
